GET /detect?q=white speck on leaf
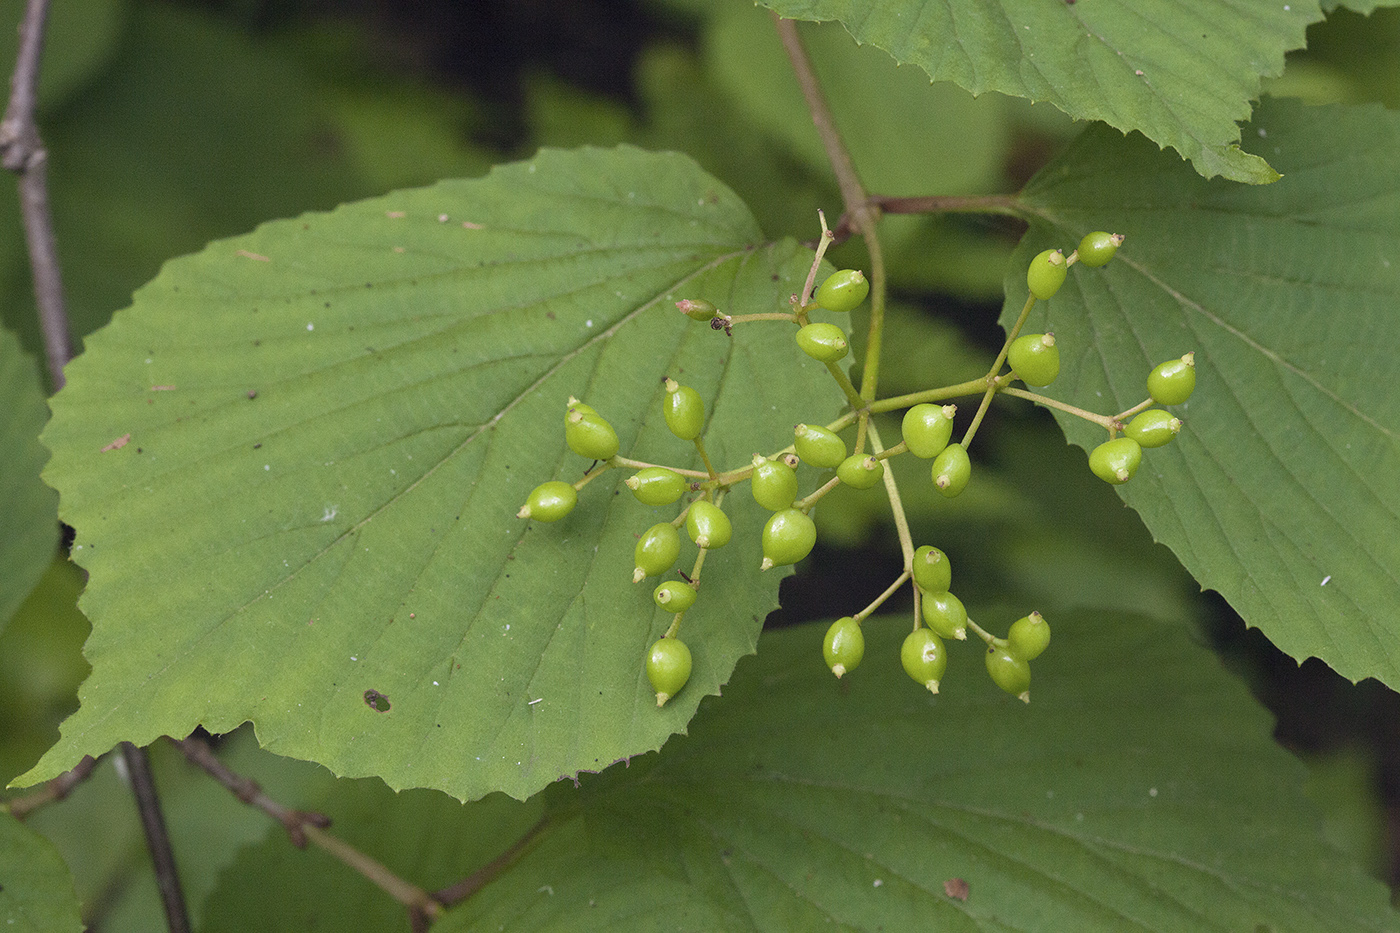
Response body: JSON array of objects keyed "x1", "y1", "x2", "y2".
[{"x1": 1321, "y1": 575, "x2": 1332, "y2": 586}]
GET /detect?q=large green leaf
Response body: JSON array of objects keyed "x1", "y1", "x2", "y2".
[
  {"x1": 0, "y1": 327, "x2": 57, "y2": 632},
  {"x1": 760, "y1": 0, "x2": 1320, "y2": 183},
  {"x1": 0, "y1": 812, "x2": 84, "y2": 933},
  {"x1": 202, "y1": 612, "x2": 1398, "y2": 932},
  {"x1": 1008, "y1": 98, "x2": 1400, "y2": 688},
  {"x1": 21, "y1": 146, "x2": 844, "y2": 801}
]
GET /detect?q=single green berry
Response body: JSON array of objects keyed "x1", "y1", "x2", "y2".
[
  {"x1": 901, "y1": 403, "x2": 956, "y2": 459},
  {"x1": 837, "y1": 453, "x2": 885, "y2": 490},
  {"x1": 912, "y1": 545, "x2": 952, "y2": 594},
  {"x1": 676, "y1": 298, "x2": 718, "y2": 322},
  {"x1": 627, "y1": 467, "x2": 688, "y2": 506},
  {"x1": 646, "y1": 637, "x2": 693, "y2": 707},
  {"x1": 653, "y1": 580, "x2": 697, "y2": 613},
  {"x1": 565, "y1": 397, "x2": 597, "y2": 419},
  {"x1": 750, "y1": 455, "x2": 799, "y2": 511},
  {"x1": 1089, "y1": 437, "x2": 1143, "y2": 485},
  {"x1": 518, "y1": 481, "x2": 577, "y2": 522},
  {"x1": 985, "y1": 645, "x2": 1031, "y2": 702},
  {"x1": 1124, "y1": 409, "x2": 1182, "y2": 449},
  {"x1": 685, "y1": 500, "x2": 732, "y2": 549},
  {"x1": 634, "y1": 523, "x2": 681, "y2": 582},
  {"x1": 921, "y1": 590, "x2": 968, "y2": 640},
  {"x1": 1007, "y1": 611, "x2": 1050, "y2": 662},
  {"x1": 1147, "y1": 353, "x2": 1196, "y2": 405},
  {"x1": 565, "y1": 407, "x2": 620, "y2": 461},
  {"x1": 931, "y1": 443, "x2": 972, "y2": 498},
  {"x1": 813, "y1": 269, "x2": 869, "y2": 313},
  {"x1": 794, "y1": 423, "x2": 847, "y2": 469},
  {"x1": 1007, "y1": 333, "x2": 1060, "y2": 387},
  {"x1": 795, "y1": 322, "x2": 849, "y2": 362},
  {"x1": 663, "y1": 378, "x2": 706, "y2": 441},
  {"x1": 901, "y1": 628, "x2": 948, "y2": 693},
  {"x1": 1077, "y1": 231, "x2": 1123, "y2": 268},
  {"x1": 761, "y1": 508, "x2": 817, "y2": 570},
  {"x1": 1027, "y1": 249, "x2": 1068, "y2": 301},
  {"x1": 822, "y1": 616, "x2": 864, "y2": 678}
]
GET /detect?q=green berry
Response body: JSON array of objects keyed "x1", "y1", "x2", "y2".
[
  {"x1": 1147, "y1": 353, "x2": 1196, "y2": 406},
  {"x1": 565, "y1": 406, "x2": 620, "y2": 461},
  {"x1": 837, "y1": 453, "x2": 884, "y2": 490},
  {"x1": 795, "y1": 322, "x2": 849, "y2": 362},
  {"x1": 634, "y1": 523, "x2": 681, "y2": 582},
  {"x1": 901, "y1": 628, "x2": 948, "y2": 693},
  {"x1": 1124, "y1": 409, "x2": 1182, "y2": 449},
  {"x1": 676, "y1": 298, "x2": 718, "y2": 322},
  {"x1": 750, "y1": 455, "x2": 799, "y2": 511},
  {"x1": 663, "y1": 378, "x2": 706, "y2": 441},
  {"x1": 794, "y1": 423, "x2": 847, "y2": 469},
  {"x1": 931, "y1": 443, "x2": 972, "y2": 498},
  {"x1": 647, "y1": 637, "x2": 693, "y2": 707},
  {"x1": 1077, "y1": 231, "x2": 1122, "y2": 268},
  {"x1": 1027, "y1": 249, "x2": 1068, "y2": 301},
  {"x1": 822, "y1": 617, "x2": 864, "y2": 678},
  {"x1": 911, "y1": 545, "x2": 952, "y2": 594},
  {"x1": 565, "y1": 398, "x2": 597, "y2": 419},
  {"x1": 518, "y1": 481, "x2": 577, "y2": 522},
  {"x1": 1007, "y1": 333, "x2": 1060, "y2": 387},
  {"x1": 901, "y1": 403, "x2": 956, "y2": 459},
  {"x1": 626, "y1": 467, "x2": 688, "y2": 506},
  {"x1": 813, "y1": 269, "x2": 869, "y2": 313},
  {"x1": 1089, "y1": 437, "x2": 1143, "y2": 485},
  {"x1": 685, "y1": 500, "x2": 732, "y2": 549},
  {"x1": 985, "y1": 645, "x2": 1031, "y2": 702},
  {"x1": 761, "y1": 508, "x2": 817, "y2": 570},
  {"x1": 920, "y1": 590, "x2": 968, "y2": 640},
  {"x1": 1006, "y1": 611, "x2": 1050, "y2": 662},
  {"x1": 653, "y1": 580, "x2": 697, "y2": 613}
]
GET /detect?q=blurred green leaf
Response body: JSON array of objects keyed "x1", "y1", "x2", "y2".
[
  {"x1": 0, "y1": 326, "x2": 56, "y2": 632},
  {"x1": 761, "y1": 0, "x2": 1318, "y2": 183},
  {"x1": 0, "y1": 0, "x2": 124, "y2": 111},
  {"x1": 0, "y1": 812, "x2": 83, "y2": 933},
  {"x1": 1009, "y1": 97, "x2": 1400, "y2": 688},
  {"x1": 26, "y1": 145, "x2": 844, "y2": 802}
]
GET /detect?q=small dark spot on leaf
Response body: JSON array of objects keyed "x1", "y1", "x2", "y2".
[
  {"x1": 253, "y1": 443, "x2": 262, "y2": 449},
  {"x1": 944, "y1": 878, "x2": 969, "y2": 901},
  {"x1": 247, "y1": 390, "x2": 257, "y2": 399},
  {"x1": 253, "y1": 339, "x2": 261, "y2": 346},
  {"x1": 136, "y1": 448, "x2": 143, "y2": 454},
  {"x1": 364, "y1": 689, "x2": 391, "y2": 712}
]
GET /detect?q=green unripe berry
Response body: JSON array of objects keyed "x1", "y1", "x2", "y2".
[
  {"x1": 921, "y1": 590, "x2": 968, "y2": 640},
  {"x1": 794, "y1": 423, "x2": 847, "y2": 469},
  {"x1": 653, "y1": 580, "x2": 697, "y2": 613},
  {"x1": 634, "y1": 523, "x2": 682, "y2": 582},
  {"x1": 750, "y1": 455, "x2": 799, "y2": 511},
  {"x1": 822, "y1": 616, "x2": 864, "y2": 678},
  {"x1": 663, "y1": 378, "x2": 706, "y2": 441},
  {"x1": 646, "y1": 637, "x2": 693, "y2": 707},
  {"x1": 518, "y1": 481, "x2": 577, "y2": 522},
  {"x1": 931, "y1": 443, "x2": 972, "y2": 498},
  {"x1": 1089, "y1": 436, "x2": 1143, "y2": 485},
  {"x1": 813, "y1": 269, "x2": 869, "y2": 313},
  {"x1": 1007, "y1": 611, "x2": 1050, "y2": 662},
  {"x1": 1027, "y1": 249, "x2": 1068, "y2": 301},
  {"x1": 1077, "y1": 231, "x2": 1123, "y2": 267},
  {"x1": 565, "y1": 407, "x2": 620, "y2": 461},
  {"x1": 985, "y1": 645, "x2": 1031, "y2": 702},
  {"x1": 911, "y1": 545, "x2": 952, "y2": 594},
  {"x1": 1147, "y1": 353, "x2": 1196, "y2": 405},
  {"x1": 1007, "y1": 333, "x2": 1060, "y2": 387},
  {"x1": 760, "y1": 508, "x2": 817, "y2": 570},
  {"x1": 795, "y1": 322, "x2": 849, "y2": 362},
  {"x1": 685, "y1": 500, "x2": 732, "y2": 549},
  {"x1": 676, "y1": 298, "x2": 718, "y2": 322},
  {"x1": 627, "y1": 467, "x2": 688, "y2": 506},
  {"x1": 1124, "y1": 409, "x2": 1182, "y2": 449},
  {"x1": 901, "y1": 628, "x2": 948, "y2": 693},
  {"x1": 901, "y1": 403, "x2": 956, "y2": 459},
  {"x1": 837, "y1": 453, "x2": 885, "y2": 490}
]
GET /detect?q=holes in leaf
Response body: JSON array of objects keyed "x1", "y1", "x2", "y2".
[{"x1": 363, "y1": 689, "x2": 391, "y2": 712}]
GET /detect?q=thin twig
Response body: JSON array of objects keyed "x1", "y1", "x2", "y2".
[
  {"x1": 434, "y1": 813, "x2": 553, "y2": 907},
  {"x1": 0, "y1": 0, "x2": 70, "y2": 388},
  {"x1": 2, "y1": 754, "x2": 98, "y2": 820},
  {"x1": 120, "y1": 742, "x2": 191, "y2": 933}
]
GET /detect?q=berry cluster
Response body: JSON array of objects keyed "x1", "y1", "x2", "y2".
[{"x1": 518, "y1": 219, "x2": 1198, "y2": 707}]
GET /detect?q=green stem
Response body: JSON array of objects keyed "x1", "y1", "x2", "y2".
[
  {"x1": 867, "y1": 376, "x2": 1008, "y2": 415},
  {"x1": 854, "y1": 569, "x2": 912, "y2": 624},
  {"x1": 1000, "y1": 387, "x2": 1117, "y2": 429},
  {"x1": 966, "y1": 618, "x2": 997, "y2": 647},
  {"x1": 794, "y1": 474, "x2": 842, "y2": 511},
  {"x1": 727, "y1": 312, "x2": 799, "y2": 325},
  {"x1": 825, "y1": 359, "x2": 864, "y2": 411},
  {"x1": 609, "y1": 455, "x2": 709, "y2": 479},
  {"x1": 962, "y1": 294, "x2": 1037, "y2": 449},
  {"x1": 693, "y1": 435, "x2": 718, "y2": 481},
  {"x1": 1114, "y1": 397, "x2": 1155, "y2": 422},
  {"x1": 867, "y1": 422, "x2": 913, "y2": 568}
]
